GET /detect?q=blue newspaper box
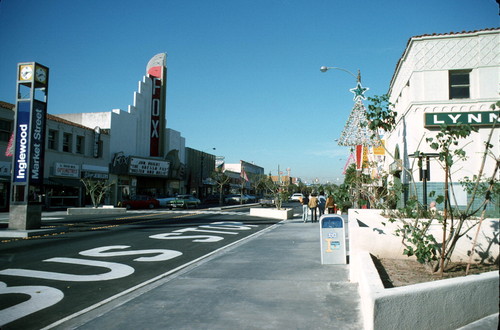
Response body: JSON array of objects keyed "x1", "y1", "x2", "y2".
[{"x1": 319, "y1": 214, "x2": 347, "y2": 264}]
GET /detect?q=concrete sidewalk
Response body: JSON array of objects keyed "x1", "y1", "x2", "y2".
[{"x1": 54, "y1": 218, "x2": 362, "y2": 329}]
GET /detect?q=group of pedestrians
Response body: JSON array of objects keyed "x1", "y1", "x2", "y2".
[{"x1": 300, "y1": 191, "x2": 337, "y2": 223}]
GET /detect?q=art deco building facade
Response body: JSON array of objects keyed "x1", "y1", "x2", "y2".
[{"x1": 383, "y1": 28, "x2": 499, "y2": 215}]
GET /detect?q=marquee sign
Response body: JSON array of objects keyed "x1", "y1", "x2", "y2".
[
  {"x1": 425, "y1": 111, "x2": 499, "y2": 128},
  {"x1": 129, "y1": 157, "x2": 170, "y2": 177}
]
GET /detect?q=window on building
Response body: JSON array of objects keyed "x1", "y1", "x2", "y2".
[
  {"x1": 449, "y1": 70, "x2": 470, "y2": 99},
  {"x1": 63, "y1": 132, "x2": 72, "y2": 152},
  {"x1": 48, "y1": 130, "x2": 58, "y2": 150},
  {"x1": 76, "y1": 135, "x2": 85, "y2": 154},
  {"x1": 0, "y1": 119, "x2": 12, "y2": 142}
]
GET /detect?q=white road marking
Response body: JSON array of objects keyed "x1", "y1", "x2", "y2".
[
  {"x1": 0, "y1": 281, "x2": 64, "y2": 326},
  {"x1": 0, "y1": 258, "x2": 135, "y2": 281}
]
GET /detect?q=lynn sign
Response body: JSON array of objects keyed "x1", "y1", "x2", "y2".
[{"x1": 425, "y1": 111, "x2": 499, "y2": 128}]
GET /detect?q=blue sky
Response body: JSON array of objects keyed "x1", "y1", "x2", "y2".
[{"x1": 0, "y1": 0, "x2": 498, "y2": 183}]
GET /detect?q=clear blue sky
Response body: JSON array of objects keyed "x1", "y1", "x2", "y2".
[{"x1": 0, "y1": 0, "x2": 498, "y2": 183}]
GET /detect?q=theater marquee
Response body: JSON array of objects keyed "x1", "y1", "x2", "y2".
[{"x1": 129, "y1": 157, "x2": 170, "y2": 177}]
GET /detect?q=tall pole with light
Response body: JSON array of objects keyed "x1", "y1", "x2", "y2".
[{"x1": 320, "y1": 65, "x2": 375, "y2": 208}]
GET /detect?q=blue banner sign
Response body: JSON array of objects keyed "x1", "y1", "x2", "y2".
[
  {"x1": 13, "y1": 101, "x2": 31, "y2": 183},
  {"x1": 30, "y1": 100, "x2": 46, "y2": 184}
]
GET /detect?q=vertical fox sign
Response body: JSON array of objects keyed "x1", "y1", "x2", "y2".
[
  {"x1": 146, "y1": 53, "x2": 167, "y2": 157},
  {"x1": 10, "y1": 62, "x2": 49, "y2": 230}
]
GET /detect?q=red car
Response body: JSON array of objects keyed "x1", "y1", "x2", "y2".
[{"x1": 120, "y1": 195, "x2": 159, "y2": 210}]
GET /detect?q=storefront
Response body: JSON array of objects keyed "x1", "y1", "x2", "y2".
[
  {"x1": 110, "y1": 153, "x2": 170, "y2": 203},
  {"x1": 45, "y1": 162, "x2": 83, "y2": 209},
  {"x1": 0, "y1": 161, "x2": 10, "y2": 211}
]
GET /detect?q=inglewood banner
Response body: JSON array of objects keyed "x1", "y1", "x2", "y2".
[{"x1": 13, "y1": 100, "x2": 46, "y2": 185}]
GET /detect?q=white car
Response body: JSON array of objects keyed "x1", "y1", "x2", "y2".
[{"x1": 289, "y1": 193, "x2": 304, "y2": 202}]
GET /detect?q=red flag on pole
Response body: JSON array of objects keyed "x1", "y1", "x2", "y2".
[
  {"x1": 355, "y1": 145, "x2": 363, "y2": 170},
  {"x1": 241, "y1": 168, "x2": 249, "y2": 182}
]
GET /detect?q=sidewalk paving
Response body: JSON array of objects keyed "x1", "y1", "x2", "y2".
[{"x1": 54, "y1": 218, "x2": 362, "y2": 329}]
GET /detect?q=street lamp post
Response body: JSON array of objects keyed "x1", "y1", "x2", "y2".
[
  {"x1": 320, "y1": 65, "x2": 368, "y2": 209},
  {"x1": 320, "y1": 66, "x2": 359, "y2": 81}
]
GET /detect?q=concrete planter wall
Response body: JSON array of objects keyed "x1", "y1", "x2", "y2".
[
  {"x1": 353, "y1": 251, "x2": 498, "y2": 330},
  {"x1": 348, "y1": 209, "x2": 500, "y2": 329},
  {"x1": 67, "y1": 206, "x2": 127, "y2": 215},
  {"x1": 250, "y1": 207, "x2": 293, "y2": 220},
  {"x1": 348, "y1": 209, "x2": 499, "y2": 262}
]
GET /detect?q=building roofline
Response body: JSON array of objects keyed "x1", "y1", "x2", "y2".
[
  {"x1": 388, "y1": 27, "x2": 500, "y2": 95},
  {"x1": 1, "y1": 100, "x2": 108, "y2": 134},
  {"x1": 0, "y1": 101, "x2": 15, "y2": 110}
]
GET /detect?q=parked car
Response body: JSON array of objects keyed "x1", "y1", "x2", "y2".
[
  {"x1": 259, "y1": 196, "x2": 275, "y2": 207},
  {"x1": 167, "y1": 195, "x2": 201, "y2": 209},
  {"x1": 224, "y1": 194, "x2": 249, "y2": 204},
  {"x1": 289, "y1": 193, "x2": 304, "y2": 202},
  {"x1": 156, "y1": 196, "x2": 176, "y2": 208},
  {"x1": 203, "y1": 194, "x2": 221, "y2": 204},
  {"x1": 120, "y1": 195, "x2": 159, "y2": 210},
  {"x1": 245, "y1": 194, "x2": 257, "y2": 203}
]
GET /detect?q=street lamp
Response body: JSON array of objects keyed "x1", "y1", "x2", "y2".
[
  {"x1": 320, "y1": 66, "x2": 359, "y2": 81},
  {"x1": 320, "y1": 65, "x2": 370, "y2": 208}
]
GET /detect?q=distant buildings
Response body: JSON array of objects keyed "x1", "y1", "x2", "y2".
[{"x1": 1, "y1": 54, "x2": 266, "y2": 210}]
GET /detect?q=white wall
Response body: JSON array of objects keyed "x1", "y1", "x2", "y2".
[{"x1": 165, "y1": 128, "x2": 186, "y2": 163}]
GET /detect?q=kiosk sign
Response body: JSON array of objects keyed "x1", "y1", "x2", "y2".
[{"x1": 319, "y1": 215, "x2": 347, "y2": 264}]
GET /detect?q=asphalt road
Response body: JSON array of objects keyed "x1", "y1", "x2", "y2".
[{"x1": 0, "y1": 204, "x2": 290, "y2": 329}]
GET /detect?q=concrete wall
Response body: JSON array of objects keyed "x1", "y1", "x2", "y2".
[
  {"x1": 348, "y1": 209, "x2": 499, "y2": 263},
  {"x1": 165, "y1": 128, "x2": 186, "y2": 164},
  {"x1": 353, "y1": 250, "x2": 498, "y2": 330},
  {"x1": 348, "y1": 209, "x2": 499, "y2": 330}
]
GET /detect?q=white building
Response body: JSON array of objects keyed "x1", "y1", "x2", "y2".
[
  {"x1": 224, "y1": 160, "x2": 265, "y2": 194},
  {"x1": 0, "y1": 101, "x2": 111, "y2": 209},
  {"x1": 56, "y1": 54, "x2": 185, "y2": 201},
  {"x1": 384, "y1": 28, "x2": 499, "y2": 215}
]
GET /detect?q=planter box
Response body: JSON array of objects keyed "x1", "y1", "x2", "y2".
[
  {"x1": 250, "y1": 207, "x2": 293, "y2": 220},
  {"x1": 67, "y1": 206, "x2": 127, "y2": 215},
  {"x1": 348, "y1": 208, "x2": 500, "y2": 329},
  {"x1": 353, "y1": 251, "x2": 499, "y2": 330}
]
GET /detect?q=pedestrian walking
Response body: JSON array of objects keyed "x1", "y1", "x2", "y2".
[
  {"x1": 318, "y1": 191, "x2": 326, "y2": 217},
  {"x1": 300, "y1": 194, "x2": 309, "y2": 223},
  {"x1": 308, "y1": 193, "x2": 318, "y2": 222},
  {"x1": 325, "y1": 195, "x2": 335, "y2": 214}
]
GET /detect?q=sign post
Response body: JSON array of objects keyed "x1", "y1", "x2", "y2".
[{"x1": 9, "y1": 62, "x2": 49, "y2": 230}]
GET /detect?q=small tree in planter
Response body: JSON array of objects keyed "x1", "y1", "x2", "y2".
[
  {"x1": 81, "y1": 178, "x2": 114, "y2": 208},
  {"x1": 365, "y1": 95, "x2": 499, "y2": 274},
  {"x1": 260, "y1": 174, "x2": 290, "y2": 209},
  {"x1": 211, "y1": 167, "x2": 230, "y2": 205}
]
